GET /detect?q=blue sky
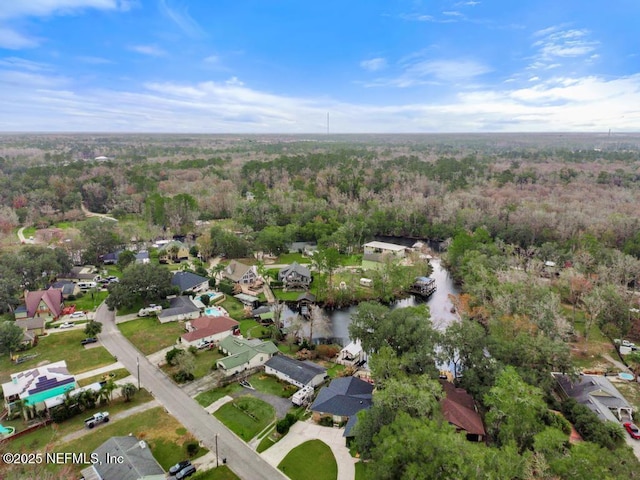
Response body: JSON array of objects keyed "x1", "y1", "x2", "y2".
[{"x1": 0, "y1": 0, "x2": 638, "y2": 133}]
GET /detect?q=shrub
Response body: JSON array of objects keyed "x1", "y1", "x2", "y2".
[
  {"x1": 166, "y1": 347, "x2": 183, "y2": 366},
  {"x1": 184, "y1": 440, "x2": 200, "y2": 457},
  {"x1": 276, "y1": 413, "x2": 298, "y2": 435},
  {"x1": 316, "y1": 344, "x2": 340, "y2": 359}
]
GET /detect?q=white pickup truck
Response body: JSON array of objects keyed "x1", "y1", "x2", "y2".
[
  {"x1": 137, "y1": 304, "x2": 162, "y2": 317},
  {"x1": 85, "y1": 411, "x2": 109, "y2": 429}
]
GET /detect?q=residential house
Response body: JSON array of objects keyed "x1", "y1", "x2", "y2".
[
  {"x1": 553, "y1": 373, "x2": 634, "y2": 422},
  {"x1": 216, "y1": 336, "x2": 279, "y2": 376},
  {"x1": 135, "y1": 250, "x2": 150, "y2": 264},
  {"x1": 158, "y1": 240, "x2": 189, "y2": 264},
  {"x1": 15, "y1": 287, "x2": 64, "y2": 321},
  {"x1": 362, "y1": 241, "x2": 407, "y2": 266},
  {"x1": 100, "y1": 251, "x2": 120, "y2": 265},
  {"x1": 80, "y1": 436, "x2": 165, "y2": 480},
  {"x1": 223, "y1": 260, "x2": 258, "y2": 285},
  {"x1": 2, "y1": 360, "x2": 77, "y2": 416},
  {"x1": 278, "y1": 262, "x2": 312, "y2": 289},
  {"x1": 339, "y1": 340, "x2": 366, "y2": 366},
  {"x1": 157, "y1": 296, "x2": 201, "y2": 324},
  {"x1": 171, "y1": 271, "x2": 210, "y2": 294},
  {"x1": 264, "y1": 355, "x2": 327, "y2": 388},
  {"x1": 58, "y1": 266, "x2": 98, "y2": 283},
  {"x1": 233, "y1": 293, "x2": 260, "y2": 308},
  {"x1": 440, "y1": 380, "x2": 486, "y2": 442},
  {"x1": 50, "y1": 280, "x2": 76, "y2": 299},
  {"x1": 181, "y1": 315, "x2": 239, "y2": 347},
  {"x1": 15, "y1": 317, "x2": 46, "y2": 347},
  {"x1": 310, "y1": 376, "x2": 374, "y2": 441}
]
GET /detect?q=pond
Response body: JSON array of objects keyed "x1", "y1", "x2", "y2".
[{"x1": 280, "y1": 257, "x2": 460, "y2": 346}]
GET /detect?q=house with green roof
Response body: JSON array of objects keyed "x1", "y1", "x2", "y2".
[{"x1": 216, "y1": 336, "x2": 279, "y2": 376}]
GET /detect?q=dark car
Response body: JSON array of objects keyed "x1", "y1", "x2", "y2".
[
  {"x1": 169, "y1": 460, "x2": 192, "y2": 475},
  {"x1": 624, "y1": 422, "x2": 640, "y2": 439},
  {"x1": 81, "y1": 337, "x2": 98, "y2": 345},
  {"x1": 168, "y1": 464, "x2": 196, "y2": 480}
]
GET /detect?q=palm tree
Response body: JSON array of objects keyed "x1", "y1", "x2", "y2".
[
  {"x1": 121, "y1": 383, "x2": 137, "y2": 402},
  {"x1": 99, "y1": 378, "x2": 117, "y2": 404}
]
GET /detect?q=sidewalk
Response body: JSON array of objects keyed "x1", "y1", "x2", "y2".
[
  {"x1": 75, "y1": 362, "x2": 125, "y2": 381},
  {"x1": 260, "y1": 420, "x2": 356, "y2": 480}
]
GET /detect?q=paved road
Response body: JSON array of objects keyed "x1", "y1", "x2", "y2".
[{"x1": 95, "y1": 303, "x2": 286, "y2": 480}]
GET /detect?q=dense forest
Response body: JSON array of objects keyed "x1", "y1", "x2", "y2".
[{"x1": 2, "y1": 132, "x2": 640, "y2": 478}]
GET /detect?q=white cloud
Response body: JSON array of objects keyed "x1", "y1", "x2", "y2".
[
  {"x1": 529, "y1": 27, "x2": 599, "y2": 71},
  {"x1": 1, "y1": 69, "x2": 639, "y2": 133},
  {"x1": 367, "y1": 58, "x2": 491, "y2": 88},
  {"x1": 203, "y1": 55, "x2": 219, "y2": 64},
  {"x1": 0, "y1": 0, "x2": 126, "y2": 20},
  {"x1": 158, "y1": 0, "x2": 206, "y2": 38},
  {"x1": 0, "y1": 27, "x2": 39, "y2": 49},
  {"x1": 360, "y1": 57, "x2": 387, "y2": 72},
  {"x1": 76, "y1": 55, "x2": 113, "y2": 64},
  {"x1": 442, "y1": 11, "x2": 463, "y2": 17},
  {"x1": 129, "y1": 45, "x2": 167, "y2": 56},
  {"x1": 0, "y1": 57, "x2": 50, "y2": 71}
]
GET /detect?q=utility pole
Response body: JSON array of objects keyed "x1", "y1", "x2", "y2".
[
  {"x1": 215, "y1": 433, "x2": 219, "y2": 467},
  {"x1": 137, "y1": 356, "x2": 140, "y2": 390}
]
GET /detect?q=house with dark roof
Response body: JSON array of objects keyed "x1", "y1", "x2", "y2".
[
  {"x1": 58, "y1": 266, "x2": 98, "y2": 282},
  {"x1": 223, "y1": 260, "x2": 258, "y2": 285},
  {"x1": 264, "y1": 355, "x2": 327, "y2": 388},
  {"x1": 100, "y1": 250, "x2": 121, "y2": 265},
  {"x1": 440, "y1": 380, "x2": 486, "y2": 442},
  {"x1": 80, "y1": 436, "x2": 165, "y2": 480},
  {"x1": 135, "y1": 250, "x2": 150, "y2": 264},
  {"x1": 50, "y1": 280, "x2": 76, "y2": 298},
  {"x1": 216, "y1": 336, "x2": 279, "y2": 376},
  {"x1": 157, "y1": 296, "x2": 201, "y2": 324},
  {"x1": 14, "y1": 287, "x2": 64, "y2": 321},
  {"x1": 171, "y1": 271, "x2": 210, "y2": 294},
  {"x1": 181, "y1": 315, "x2": 239, "y2": 347},
  {"x1": 553, "y1": 373, "x2": 633, "y2": 422},
  {"x1": 2, "y1": 360, "x2": 76, "y2": 416},
  {"x1": 15, "y1": 317, "x2": 46, "y2": 346},
  {"x1": 278, "y1": 262, "x2": 312, "y2": 289},
  {"x1": 310, "y1": 376, "x2": 373, "y2": 437}
]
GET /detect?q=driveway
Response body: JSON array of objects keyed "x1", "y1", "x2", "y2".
[{"x1": 95, "y1": 302, "x2": 286, "y2": 480}]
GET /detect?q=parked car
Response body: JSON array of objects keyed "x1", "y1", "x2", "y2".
[
  {"x1": 107, "y1": 276, "x2": 119, "y2": 283},
  {"x1": 81, "y1": 337, "x2": 98, "y2": 345},
  {"x1": 168, "y1": 464, "x2": 196, "y2": 480},
  {"x1": 624, "y1": 422, "x2": 640, "y2": 439},
  {"x1": 197, "y1": 340, "x2": 214, "y2": 350},
  {"x1": 69, "y1": 311, "x2": 86, "y2": 319},
  {"x1": 58, "y1": 322, "x2": 74, "y2": 329},
  {"x1": 169, "y1": 460, "x2": 192, "y2": 475}
]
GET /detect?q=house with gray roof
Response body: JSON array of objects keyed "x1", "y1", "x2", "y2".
[
  {"x1": 171, "y1": 271, "x2": 210, "y2": 293},
  {"x1": 158, "y1": 296, "x2": 201, "y2": 324},
  {"x1": 278, "y1": 262, "x2": 312, "y2": 289},
  {"x1": 216, "y1": 336, "x2": 279, "y2": 376},
  {"x1": 223, "y1": 260, "x2": 258, "y2": 284},
  {"x1": 553, "y1": 373, "x2": 633, "y2": 422},
  {"x1": 81, "y1": 436, "x2": 165, "y2": 480},
  {"x1": 310, "y1": 376, "x2": 374, "y2": 437},
  {"x1": 264, "y1": 355, "x2": 327, "y2": 388}
]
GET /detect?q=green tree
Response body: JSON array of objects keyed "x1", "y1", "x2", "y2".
[
  {"x1": 0, "y1": 321, "x2": 24, "y2": 357},
  {"x1": 106, "y1": 263, "x2": 174, "y2": 310},
  {"x1": 255, "y1": 225, "x2": 289, "y2": 256},
  {"x1": 80, "y1": 218, "x2": 123, "y2": 265},
  {"x1": 84, "y1": 320, "x2": 102, "y2": 337},
  {"x1": 120, "y1": 383, "x2": 137, "y2": 402},
  {"x1": 116, "y1": 250, "x2": 136, "y2": 271}
]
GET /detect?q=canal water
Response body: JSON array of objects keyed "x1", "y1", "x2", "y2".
[{"x1": 280, "y1": 257, "x2": 460, "y2": 346}]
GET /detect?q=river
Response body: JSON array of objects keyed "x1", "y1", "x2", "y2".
[{"x1": 280, "y1": 257, "x2": 460, "y2": 346}]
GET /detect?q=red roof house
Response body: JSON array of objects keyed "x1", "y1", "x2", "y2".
[
  {"x1": 181, "y1": 316, "x2": 239, "y2": 347},
  {"x1": 440, "y1": 380, "x2": 486, "y2": 442},
  {"x1": 20, "y1": 288, "x2": 64, "y2": 320}
]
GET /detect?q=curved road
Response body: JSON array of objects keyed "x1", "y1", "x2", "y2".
[{"x1": 95, "y1": 303, "x2": 286, "y2": 480}]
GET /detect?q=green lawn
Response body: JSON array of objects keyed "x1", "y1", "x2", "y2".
[
  {"x1": 275, "y1": 253, "x2": 307, "y2": 264},
  {"x1": 327, "y1": 363, "x2": 346, "y2": 378},
  {"x1": 0, "y1": 330, "x2": 115, "y2": 383},
  {"x1": 272, "y1": 289, "x2": 306, "y2": 302},
  {"x1": 162, "y1": 348, "x2": 224, "y2": 380},
  {"x1": 246, "y1": 372, "x2": 297, "y2": 398},
  {"x1": 7, "y1": 389, "x2": 153, "y2": 452},
  {"x1": 221, "y1": 297, "x2": 248, "y2": 321},
  {"x1": 195, "y1": 383, "x2": 243, "y2": 407},
  {"x1": 77, "y1": 368, "x2": 132, "y2": 387},
  {"x1": 192, "y1": 466, "x2": 240, "y2": 480},
  {"x1": 53, "y1": 406, "x2": 207, "y2": 476},
  {"x1": 355, "y1": 461, "x2": 371, "y2": 480},
  {"x1": 214, "y1": 396, "x2": 276, "y2": 441},
  {"x1": 118, "y1": 317, "x2": 185, "y2": 355},
  {"x1": 70, "y1": 290, "x2": 109, "y2": 311},
  {"x1": 278, "y1": 440, "x2": 337, "y2": 480},
  {"x1": 239, "y1": 319, "x2": 260, "y2": 337}
]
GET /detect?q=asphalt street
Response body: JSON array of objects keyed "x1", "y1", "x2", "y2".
[{"x1": 95, "y1": 302, "x2": 287, "y2": 480}]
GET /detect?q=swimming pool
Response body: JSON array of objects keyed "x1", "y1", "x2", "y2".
[
  {"x1": 619, "y1": 372, "x2": 635, "y2": 381},
  {"x1": 0, "y1": 424, "x2": 15, "y2": 437},
  {"x1": 204, "y1": 306, "x2": 228, "y2": 317}
]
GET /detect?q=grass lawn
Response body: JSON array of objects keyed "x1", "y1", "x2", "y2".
[
  {"x1": 246, "y1": 372, "x2": 297, "y2": 398},
  {"x1": 192, "y1": 466, "x2": 240, "y2": 480},
  {"x1": 564, "y1": 304, "x2": 616, "y2": 371},
  {"x1": 214, "y1": 396, "x2": 275, "y2": 441},
  {"x1": 8, "y1": 389, "x2": 154, "y2": 451},
  {"x1": 52, "y1": 406, "x2": 207, "y2": 476},
  {"x1": 275, "y1": 253, "x2": 307, "y2": 264},
  {"x1": 277, "y1": 343, "x2": 300, "y2": 355},
  {"x1": 239, "y1": 319, "x2": 260, "y2": 337},
  {"x1": 221, "y1": 297, "x2": 248, "y2": 321},
  {"x1": 195, "y1": 383, "x2": 242, "y2": 407},
  {"x1": 256, "y1": 430, "x2": 276, "y2": 453},
  {"x1": 272, "y1": 289, "x2": 306, "y2": 302},
  {"x1": 118, "y1": 317, "x2": 185, "y2": 355},
  {"x1": 278, "y1": 440, "x2": 337, "y2": 480},
  {"x1": 77, "y1": 367, "x2": 132, "y2": 387},
  {"x1": 355, "y1": 461, "x2": 371, "y2": 480},
  {"x1": 162, "y1": 349, "x2": 224, "y2": 380},
  {"x1": 326, "y1": 363, "x2": 346, "y2": 378},
  {"x1": 0, "y1": 330, "x2": 114, "y2": 383},
  {"x1": 71, "y1": 290, "x2": 109, "y2": 311}
]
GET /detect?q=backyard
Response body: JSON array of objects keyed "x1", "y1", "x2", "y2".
[
  {"x1": 162, "y1": 347, "x2": 224, "y2": 380},
  {"x1": 213, "y1": 396, "x2": 275, "y2": 441},
  {"x1": 277, "y1": 440, "x2": 337, "y2": 480},
  {"x1": 118, "y1": 317, "x2": 185, "y2": 355},
  {"x1": 0, "y1": 330, "x2": 115, "y2": 383}
]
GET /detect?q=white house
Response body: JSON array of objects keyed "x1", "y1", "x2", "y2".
[
  {"x1": 264, "y1": 355, "x2": 327, "y2": 388},
  {"x1": 216, "y1": 337, "x2": 279, "y2": 376},
  {"x1": 363, "y1": 241, "x2": 407, "y2": 258}
]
